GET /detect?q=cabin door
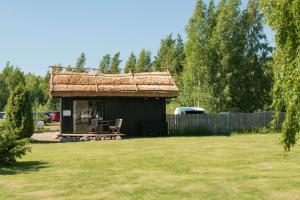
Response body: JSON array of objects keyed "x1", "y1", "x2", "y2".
[{"x1": 73, "y1": 100, "x2": 104, "y2": 133}]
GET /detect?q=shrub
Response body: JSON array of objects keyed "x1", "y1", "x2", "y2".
[
  {"x1": 0, "y1": 123, "x2": 31, "y2": 166},
  {"x1": 5, "y1": 85, "x2": 34, "y2": 138}
]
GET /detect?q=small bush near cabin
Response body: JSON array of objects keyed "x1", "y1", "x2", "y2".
[{"x1": 0, "y1": 123, "x2": 31, "y2": 166}]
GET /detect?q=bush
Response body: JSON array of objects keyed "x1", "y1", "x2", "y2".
[
  {"x1": 0, "y1": 123, "x2": 31, "y2": 166},
  {"x1": 5, "y1": 85, "x2": 34, "y2": 138}
]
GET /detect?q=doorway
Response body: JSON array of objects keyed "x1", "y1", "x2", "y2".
[{"x1": 73, "y1": 100, "x2": 104, "y2": 133}]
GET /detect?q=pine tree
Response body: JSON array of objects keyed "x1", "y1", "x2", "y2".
[
  {"x1": 5, "y1": 85, "x2": 34, "y2": 138},
  {"x1": 124, "y1": 52, "x2": 136, "y2": 73},
  {"x1": 136, "y1": 49, "x2": 152, "y2": 72},
  {"x1": 0, "y1": 123, "x2": 31, "y2": 166},
  {"x1": 99, "y1": 54, "x2": 111, "y2": 74},
  {"x1": 155, "y1": 34, "x2": 177, "y2": 72},
  {"x1": 110, "y1": 52, "x2": 121, "y2": 74},
  {"x1": 175, "y1": 34, "x2": 185, "y2": 74},
  {"x1": 75, "y1": 53, "x2": 86, "y2": 73}
]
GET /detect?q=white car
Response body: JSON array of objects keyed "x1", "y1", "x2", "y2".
[
  {"x1": 0, "y1": 112, "x2": 5, "y2": 121},
  {"x1": 174, "y1": 107, "x2": 206, "y2": 115}
]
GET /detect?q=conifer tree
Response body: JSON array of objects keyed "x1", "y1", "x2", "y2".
[
  {"x1": 136, "y1": 49, "x2": 152, "y2": 72},
  {"x1": 5, "y1": 85, "x2": 34, "y2": 138},
  {"x1": 124, "y1": 52, "x2": 136, "y2": 73},
  {"x1": 0, "y1": 123, "x2": 31, "y2": 166},
  {"x1": 110, "y1": 52, "x2": 121, "y2": 74},
  {"x1": 155, "y1": 34, "x2": 177, "y2": 72},
  {"x1": 99, "y1": 54, "x2": 111, "y2": 74},
  {"x1": 174, "y1": 34, "x2": 185, "y2": 74},
  {"x1": 75, "y1": 52, "x2": 86, "y2": 73}
]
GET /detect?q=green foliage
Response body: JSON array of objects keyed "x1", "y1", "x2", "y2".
[
  {"x1": 0, "y1": 62, "x2": 25, "y2": 111},
  {"x1": 155, "y1": 34, "x2": 177, "y2": 71},
  {"x1": 155, "y1": 34, "x2": 185, "y2": 75},
  {"x1": 179, "y1": 0, "x2": 272, "y2": 113},
  {"x1": 0, "y1": 119, "x2": 31, "y2": 166},
  {"x1": 136, "y1": 49, "x2": 152, "y2": 72},
  {"x1": 25, "y1": 73, "x2": 49, "y2": 106},
  {"x1": 174, "y1": 34, "x2": 185, "y2": 74},
  {"x1": 260, "y1": 0, "x2": 300, "y2": 152},
  {"x1": 66, "y1": 65, "x2": 72, "y2": 72},
  {"x1": 75, "y1": 52, "x2": 87, "y2": 72},
  {"x1": 99, "y1": 54, "x2": 111, "y2": 74},
  {"x1": 109, "y1": 52, "x2": 121, "y2": 74},
  {"x1": 124, "y1": 52, "x2": 137, "y2": 73},
  {"x1": 5, "y1": 85, "x2": 34, "y2": 138}
]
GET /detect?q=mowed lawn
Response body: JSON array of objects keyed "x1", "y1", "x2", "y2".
[{"x1": 1, "y1": 134, "x2": 300, "y2": 200}]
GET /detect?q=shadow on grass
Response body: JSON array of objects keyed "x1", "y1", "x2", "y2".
[
  {"x1": 0, "y1": 161, "x2": 49, "y2": 175},
  {"x1": 30, "y1": 139, "x2": 60, "y2": 144}
]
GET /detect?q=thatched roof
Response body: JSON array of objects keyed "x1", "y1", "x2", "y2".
[{"x1": 49, "y1": 71, "x2": 178, "y2": 98}]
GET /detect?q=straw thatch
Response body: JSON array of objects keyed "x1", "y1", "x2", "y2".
[{"x1": 50, "y1": 71, "x2": 178, "y2": 98}]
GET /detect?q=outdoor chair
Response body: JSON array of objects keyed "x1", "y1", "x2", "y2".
[
  {"x1": 88, "y1": 119, "x2": 98, "y2": 133},
  {"x1": 109, "y1": 119, "x2": 123, "y2": 134}
]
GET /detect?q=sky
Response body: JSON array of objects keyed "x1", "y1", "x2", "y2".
[{"x1": 0, "y1": 0, "x2": 274, "y2": 76}]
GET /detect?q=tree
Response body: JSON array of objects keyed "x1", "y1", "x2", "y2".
[
  {"x1": 136, "y1": 49, "x2": 152, "y2": 72},
  {"x1": 110, "y1": 52, "x2": 121, "y2": 74},
  {"x1": 174, "y1": 34, "x2": 185, "y2": 74},
  {"x1": 75, "y1": 53, "x2": 86, "y2": 73},
  {"x1": 181, "y1": 0, "x2": 211, "y2": 109},
  {"x1": 0, "y1": 62, "x2": 25, "y2": 111},
  {"x1": 155, "y1": 34, "x2": 177, "y2": 73},
  {"x1": 99, "y1": 54, "x2": 111, "y2": 74},
  {"x1": 124, "y1": 52, "x2": 136, "y2": 73},
  {"x1": 230, "y1": 0, "x2": 272, "y2": 112},
  {"x1": 0, "y1": 123, "x2": 31, "y2": 166},
  {"x1": 0, "y1": 74, "x2": 7, "y2": 111},
  {"x1": 178, "y1": 0, "x2": 272, "y2": 113},
  {"x1": 5, "y1": 85, "x2": 34, "y2": 138},
  {"x1": 66, "y1": 65, "x2": 72, "y2": 72},
  {"x1": 260, "y1": 0, "x2": 300, "y2": 152},
  {"x1": 25, "y1": 73, "x2": 47, "y2": 106}
]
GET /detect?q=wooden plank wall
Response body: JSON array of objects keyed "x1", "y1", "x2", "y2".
[
  {"x1": 61, "y1": 98, "x2": 73, "y2": 133},
  {"x1": 61, "y1": 97, "x2": 167, "y2": 137},
  {"x1": 167, "y1": 111, "x2": 285, "y2": 135}
]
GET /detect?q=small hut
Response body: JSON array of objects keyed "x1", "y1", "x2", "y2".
[{"x1": 49, "y1": 67, "x2": 178, "y2": 137}]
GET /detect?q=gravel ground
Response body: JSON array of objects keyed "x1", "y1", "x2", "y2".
[{"x1": 30, "y1": 132, "x2": 60, "y2": 142}]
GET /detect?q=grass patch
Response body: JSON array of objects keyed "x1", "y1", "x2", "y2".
[{"x1": 0, "y1": 134, "x2": 300, "y2": 200}]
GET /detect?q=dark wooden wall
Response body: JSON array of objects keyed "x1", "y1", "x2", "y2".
[
  {"x1": 61, "y1": 98, "x2": 73, "y2": 133},
  {"x1": 60, "y1": 97, "x2": 167, "y2": 137}
]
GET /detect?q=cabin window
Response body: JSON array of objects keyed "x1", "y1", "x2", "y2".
[{"x1": 73, "y1": 100, "x2": 104, "y2": 133}]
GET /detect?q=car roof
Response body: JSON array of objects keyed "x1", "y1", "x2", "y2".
[{"x1": 175, "y1": 107, "x2": 205, "y2": 111}]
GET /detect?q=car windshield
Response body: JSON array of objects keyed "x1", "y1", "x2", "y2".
[{"x1": 185, "y1": 110, "x2": 204, "y2": 114}]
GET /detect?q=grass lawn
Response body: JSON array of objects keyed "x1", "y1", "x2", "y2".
[{"x1": 0, "y1": 134, "x2": 300, "y2": 200}]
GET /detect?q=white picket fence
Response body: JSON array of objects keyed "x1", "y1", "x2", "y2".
[{"x1": 166, "y1": 111, "x2": 285, "y2": 135}]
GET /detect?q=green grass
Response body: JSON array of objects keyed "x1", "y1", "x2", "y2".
[{"x1": 1, "y1": 134, "x2": 300, "y2": 200}]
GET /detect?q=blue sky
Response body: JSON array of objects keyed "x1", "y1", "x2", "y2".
[{"x1": 0, "y1": 0, "x2": 274, "y2": 75}]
